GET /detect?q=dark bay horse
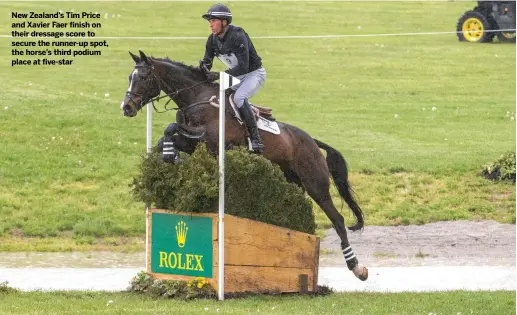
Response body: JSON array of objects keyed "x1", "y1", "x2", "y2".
[{"x1": 120, "y1": 50, "x2": 368, "y2": 281}]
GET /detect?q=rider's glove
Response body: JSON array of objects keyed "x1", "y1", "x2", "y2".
[{"x1": 199, "y1": 60, "x2": 211, "y2": 74}]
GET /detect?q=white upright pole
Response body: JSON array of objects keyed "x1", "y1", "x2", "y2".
[
  {"x1": 145, "y1": 102, "x2": 152, "y2": 272},
  {"x1": 218, "y1": 72, "x2": 226, "y2": 301},
  {"x1": 146, "y1": 102, "x2": 152, "y2": 155}
]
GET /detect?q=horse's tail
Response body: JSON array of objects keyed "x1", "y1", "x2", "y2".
[{"x1": 313, "y1": 138, "x2": 364, "y2": 231}]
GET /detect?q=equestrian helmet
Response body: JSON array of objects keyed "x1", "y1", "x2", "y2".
[{"x1": 202, "y1": 3, "x2": 232, "y2": 24}]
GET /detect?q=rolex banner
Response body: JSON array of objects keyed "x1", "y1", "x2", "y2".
[{"x1": 150, "y1": 212, "x2": 213, "y2": 278}]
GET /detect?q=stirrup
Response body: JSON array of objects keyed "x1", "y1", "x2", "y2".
[{"x1": 247, "y1": 138, "x2": 264, "y2": 153}]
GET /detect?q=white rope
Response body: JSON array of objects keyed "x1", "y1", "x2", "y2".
[
  {"x1": 2, "y1": 29, "x2": 515, "y2": 40},
  {"x1": 0, "y1": 0, "x2": 486, "y2": 2}
]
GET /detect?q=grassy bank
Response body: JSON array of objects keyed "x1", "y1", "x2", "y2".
[{"x1": 1, "y1": 1, "x2": 515, "y2": 250}]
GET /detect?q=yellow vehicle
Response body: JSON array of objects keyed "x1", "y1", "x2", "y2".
[{"x1": 457, "y1": 1, "x2": 516, "y2": 43}]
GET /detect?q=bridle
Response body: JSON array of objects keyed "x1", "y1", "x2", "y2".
[{"x1": 126, "y1": 63, "x2": 214, "y2": 115}]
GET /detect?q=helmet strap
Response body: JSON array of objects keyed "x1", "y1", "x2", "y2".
[{"x1": 216, "y1": 21, "x2": 229, "y2": 37}]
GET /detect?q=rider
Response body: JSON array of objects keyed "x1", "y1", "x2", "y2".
[{"x1": 199, "y1": 3, "x2": 266, "y2": 154}]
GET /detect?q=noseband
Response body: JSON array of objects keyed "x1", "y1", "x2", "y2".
[{"x1": 127, "y1": 63, "x2": 213, "y2": 114}]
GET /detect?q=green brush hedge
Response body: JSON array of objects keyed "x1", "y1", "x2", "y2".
[{"x1": 131, "y1": 144, "x2": 316, "y2": 234}]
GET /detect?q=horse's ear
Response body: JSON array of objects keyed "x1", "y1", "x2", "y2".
[
  {"x1": 129, "y1": 51, "x2": 140, "y2": 63},
  {"x1": 139, "y1": 50, "x2": 151, "y2": 65}
]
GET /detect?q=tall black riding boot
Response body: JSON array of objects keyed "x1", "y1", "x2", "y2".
[{"x1": 238, "y1": 99, "x2": 264, "y2": 154}]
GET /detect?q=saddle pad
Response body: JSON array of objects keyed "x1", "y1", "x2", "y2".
[{"x1": 257, "y1": 117, "x2": 280, "y2": 135}]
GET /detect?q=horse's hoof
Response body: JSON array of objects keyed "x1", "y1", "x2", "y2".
[
  {"x1": 352, "y1": 265, "x2": 368, "y2": 281},
  {"x1": 358, "y1": 267, "x2": 368, "y2": 281}
]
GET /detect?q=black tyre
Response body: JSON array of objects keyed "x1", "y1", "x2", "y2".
[{"x1": 456, "y1": 10, "x2": 495, "y2": 43}]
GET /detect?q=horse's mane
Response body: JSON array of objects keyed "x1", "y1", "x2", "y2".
[
  {"x1": 149, "y1": 56, "x2": 218, "y2": 89},
  {"x1": 153, "y1": 56, "x2": 201, "y2": 74}
]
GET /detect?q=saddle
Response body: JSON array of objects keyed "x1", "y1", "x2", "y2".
[
  {"x1": 208, "y1": 94, "x2": 281, "y2": 135},
  {"x1": 209, "y1": 94, "x2": 275, "y2": 121},
  {"x1": 251, "y1": 103, "x2": 275, "y2": 121},
  {"x1": 230, "y1": 94, "x2": 275, "y2": 121}
]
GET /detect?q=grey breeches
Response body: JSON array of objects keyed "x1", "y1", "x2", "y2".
[{"x1": 231, "y1": 67, "x2": 266, "y2": 108}]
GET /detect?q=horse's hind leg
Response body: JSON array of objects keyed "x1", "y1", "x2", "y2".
[
  {"x1": 281, "y1": 167, "x2": 304, "y2": 191},
  {"x1": 296, "y1": 163, "x2": 368, "y2": 281}
]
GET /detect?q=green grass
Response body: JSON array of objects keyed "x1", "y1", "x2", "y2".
[
  {"x1": 1, "y1": 1, "x2": 515, "y2": 250},
  {"x1": 313, "y1": 172, "x2": 515, "y2": 237},
  {"x1": 0, "y1": 290, "x2": 515, "y2": 315},
  {"x1": 0, "y1": 235, "x2": 144, "y2": 252}
]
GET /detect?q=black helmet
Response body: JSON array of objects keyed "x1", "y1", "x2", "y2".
[{"x1": 202, "y1": 3, "x2": 232, "y2": 24}]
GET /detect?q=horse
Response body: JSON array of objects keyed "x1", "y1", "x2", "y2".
[{"x1": 120, "y1": 50, "x2": 368, "y2": 281}]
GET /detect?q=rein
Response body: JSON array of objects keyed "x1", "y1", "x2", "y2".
[{"x1": 133, "y1": 64, "x2": 214, "y2": 114}]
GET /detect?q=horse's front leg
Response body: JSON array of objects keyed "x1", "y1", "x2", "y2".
[
  {"x1": 157, "y1": 136, "x2": 180, "y2": 163},
  {"x1": 159, "y1": 123, "x2": 179, "y2": 163},
  {"x1": 158, "y1": 122, "x2": 200, "y2": 163},
  {"x1": 172, "y1": 134, "x2": 198, "y2": 156}
]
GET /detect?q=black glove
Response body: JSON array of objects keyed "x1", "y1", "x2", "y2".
[
  {"x1": 199, "y1": 60, "x2": 210, "y2": 74},
  {"x1": 206, "y1": 71, "x2": 219, "y2": 82}
]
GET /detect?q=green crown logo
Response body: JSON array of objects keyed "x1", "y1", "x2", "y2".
[{"x1": 175, "y1": 221, "x2": 188, "y2": 248}]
